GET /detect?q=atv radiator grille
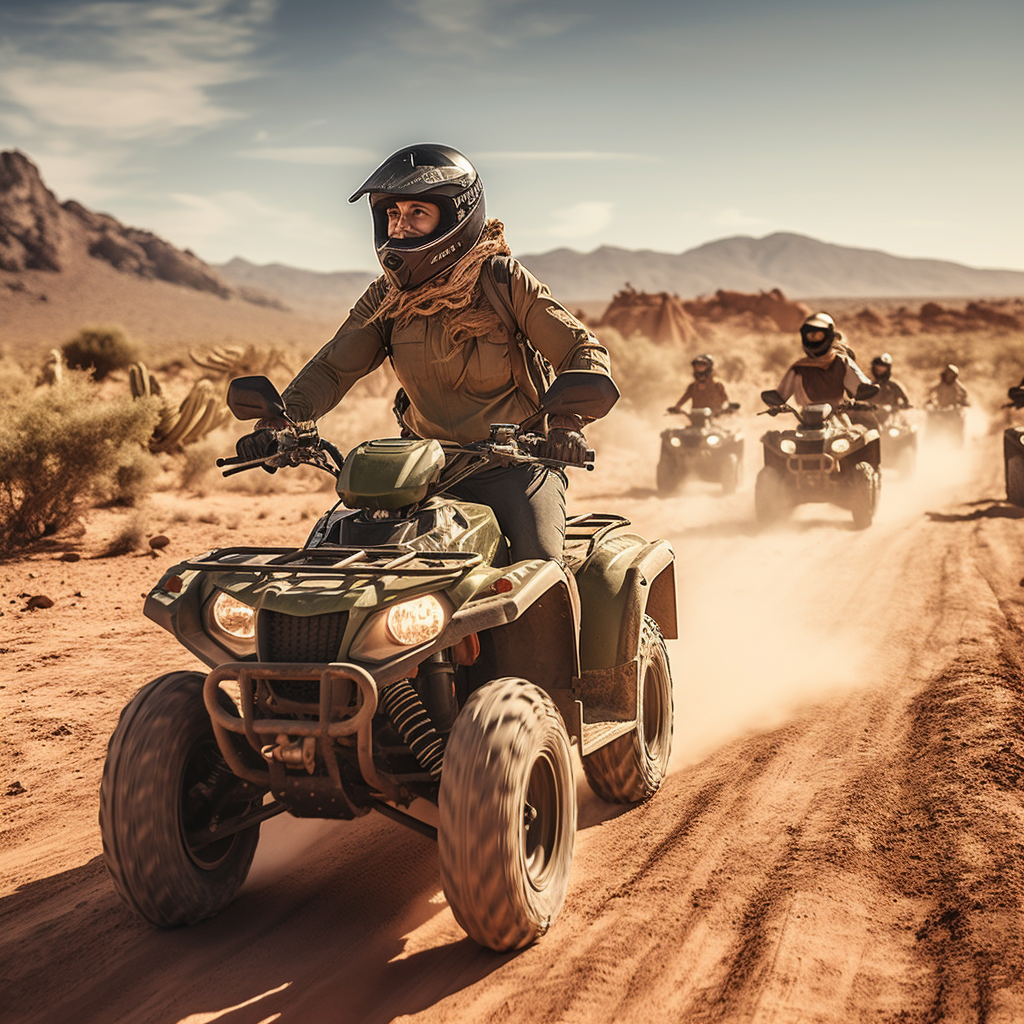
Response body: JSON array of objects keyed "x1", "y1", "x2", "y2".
[{"x1": 258, "y1": 610, "x2": 349, "y2": 703}]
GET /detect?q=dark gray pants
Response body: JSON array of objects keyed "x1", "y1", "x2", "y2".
[{"x1": 448, "y1": 463, "x2": 567, "y2": 562}]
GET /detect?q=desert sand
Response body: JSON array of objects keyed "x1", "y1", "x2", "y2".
[{"x1": 3, "y1": 398, "x2": 1024, "y2": 1024}]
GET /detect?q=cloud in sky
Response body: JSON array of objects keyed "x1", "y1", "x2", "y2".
[
  {"x1": 0, "y1": 0, "x2": 274, "y2": 140},
  {"x1": 713, "y1": 208, "x2": 771, "y2": 229},
  {"x1": 237, "y1": 145, "x2": 378, "y2": 165},
  {"x1": 477, "y1": 150, "x2": 654, "y2": 162},
  {"x1": 547, "y1": 201, "x2": 614, "y2": 239}
]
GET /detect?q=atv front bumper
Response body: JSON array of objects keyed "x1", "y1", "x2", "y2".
[{"x1": 203, "y1": 661, "x2": 401, "y2": 801}]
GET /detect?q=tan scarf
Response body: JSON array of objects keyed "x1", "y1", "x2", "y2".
[
  {"x1": 792, "y1": 343, "x2": 847, "y2": 369},
  {"x1": 366, "y1": 219, "x2": 512, "y2": 345}
]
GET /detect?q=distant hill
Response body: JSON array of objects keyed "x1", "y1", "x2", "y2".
[
  {"x1": 211, "y1": 232, "x2": 1024, "y2": 309},
  {"x1": 214, "y1": 258, "x2": 376, "y2": 322},
  {"x1": 516, "y1": 233, "x2": 1024, "y2": 302}
]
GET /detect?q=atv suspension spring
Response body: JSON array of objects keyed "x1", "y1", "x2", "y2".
[{"x1": 379, "y1": 680, "x2": 446, "y2": 779}]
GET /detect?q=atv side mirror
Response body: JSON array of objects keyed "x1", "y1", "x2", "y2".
[
  {"x1": 856, "y1": 382, "x2": 880, "y2": 401},
  {"x1": 227, "y1": 375, "x2": 290, "y2": 422},
  {"x1": 760, "y1": 389, "x2": 784, "y2": 406},
  {"x1": 540, "y1": 370, "x2": 620, "y2": 420}
]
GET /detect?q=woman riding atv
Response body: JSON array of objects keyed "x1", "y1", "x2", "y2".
[
  {"x1": 774, "y1": 312, "x2": 878, "y2": 409},
  {"x1": 236, "y1": 144, "x2": 616, "y2": 562}
]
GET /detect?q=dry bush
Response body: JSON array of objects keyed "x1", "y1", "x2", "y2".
[
  {"x1": 592, "y1": 326, "x2": 692, "y2": 407},
  {"x1": 61, "y1": 326, "x2": 140, "y2": 381},
  {"x1": 0, "y1": 373, "x2": 161, "y2": 551}
]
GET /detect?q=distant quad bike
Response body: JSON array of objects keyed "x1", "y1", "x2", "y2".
[
  {"x1": 1003, "y1": 386, "x2": 1024, "y2": 505},
  {"x1": 870, "y1": 404, "x2": 918, "y2": 478},
  {"x1": 925, "y1": 403, "x2": 967, "y2": 448},
  {"x1": 99, "y1": 372, "x2": 677, "y2": 952},
  {"x1": 657, "y1": 404, "x2": 743, "y2": 495},
  {"x1": 755, "y1": 389, "x2": 882, "y2": 530}
]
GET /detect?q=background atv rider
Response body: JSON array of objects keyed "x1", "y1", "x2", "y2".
[
  {"x1": 774, "y1": 312, "x2": 878, "y2": 412},
  {"x1": 849, "y1": 351, "x2": 912, "y2": 430},
  {"x1": 236, "y1": 143, "x2": 615, "y2": 563},
  {"x1": 928, "y1": 364, "x2": 970, "y2": 409},
  {"x1": 667, "y1": 354, "x2": 731, "y2": 415}
]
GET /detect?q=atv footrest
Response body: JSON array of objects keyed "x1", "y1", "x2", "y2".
[{"x1": 580, "y1": 718, "x2": 635, "y2": 757}]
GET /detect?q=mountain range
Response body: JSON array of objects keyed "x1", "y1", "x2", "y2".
[{"x1": 4, "y1": 148, "x2": 1024, "y2": 352}]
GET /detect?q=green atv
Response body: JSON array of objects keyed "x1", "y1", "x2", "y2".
[{"x1": 99, "y1": 372, "x2": 677, "y2": 951}]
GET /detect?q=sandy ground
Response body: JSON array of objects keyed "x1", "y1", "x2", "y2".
[{"x1": 3, "y1": 406, "x2": 1024, "y2": 1024}]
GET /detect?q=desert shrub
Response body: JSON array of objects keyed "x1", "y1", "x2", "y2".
[
  {"x1": 0, "y1": 373, "x2": 161, "y2": 551},
  {"x1": 61, "y1": 326, "x2": 140, "y2": 381},
  {"x1": 592, "y1": 325, "x2": 691, "y2": 405},
  {"x1": 99, "y1": 447, "x2": 161, "y2": 507}
]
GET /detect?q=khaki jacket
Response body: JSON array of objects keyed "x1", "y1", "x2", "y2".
[{"x1": 281, "y1": 260, "x2": 611, "y2": 444}]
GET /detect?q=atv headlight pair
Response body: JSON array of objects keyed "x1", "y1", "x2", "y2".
[
  {"x1": 349, "y1": 593, "x2": 452, "y2": 662},
  {"x1": 204, "y1": 591, "x2": 256, "y2": 656}
]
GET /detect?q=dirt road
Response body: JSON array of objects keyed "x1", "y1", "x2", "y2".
[{"x1": 3, "y1": 414, "x2": 1024, "y2": 1024}]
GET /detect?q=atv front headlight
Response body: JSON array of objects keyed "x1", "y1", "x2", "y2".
[
  {"x1": 888, "y1": 428, "x2": 900, "y2": 438},
  {"x1": 780, "y1": 439, "x2": 797, "y2": 454},
  {"x1": 831, "y1": 438, "x2": 851, "y2": 453},
  {"x1": 204, "y1": 591, "x2": 256, "y2": 656},
  {"x1": 669, "y1": 436, "x2": 682, "y2": 448},
  {"x1": 386, "y1": 594, "x2": 448, "y2": 646},
  {"x1": 706, "y1": 434, "x2": 721, "y2": 446}
]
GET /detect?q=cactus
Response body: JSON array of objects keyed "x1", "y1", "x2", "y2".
[
  {"x1": 189, "y1": 343, "x2": 291, "y2": 381},
  {"x1": 127, "y1": 363, "x2": 230, "y2": 453},
  {"x1": 36, "y1": 349, "x2": 65, "y2": 387}
]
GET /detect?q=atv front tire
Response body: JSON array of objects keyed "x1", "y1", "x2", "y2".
[
  {"x1": 656, "y1": 455, "x2": 683, "y2": 495},
  {"x1": 438, "y1": 677, "x2": 576, "y2": 951},
  {"x1": 100, "y1": 671, "x2": 262, "y2": 927},
  {"x1": 755, "y1": 466, "x2": 791, "y2": 525},
  {"x1": 582, "y1": 616, "x2": 673, "y2": 803},
  {"x1": 850, "y1": 461, "x2": 880, "y2": 530},
  {"x1": 1007, "y1": 446, "x2": 1024, "y2": 506}
]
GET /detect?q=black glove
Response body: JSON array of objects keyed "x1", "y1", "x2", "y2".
[
  {"x1": 235, "y1": 429, "x2": 279, "y2": 473},
  {"x1": 1009, "y1": 386, "x2": 1024, "y2": 409},
  {"x1": 536, "y1": 427, "x2": 589, "y2": 465}
]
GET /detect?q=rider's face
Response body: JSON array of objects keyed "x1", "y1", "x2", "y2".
[{"x1": 386, "y1": 200, "x2": 441, "y2": 239}]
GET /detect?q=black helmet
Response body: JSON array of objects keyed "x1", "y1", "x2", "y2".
[
  {"x1": 800, "y1": 312, "x2": 838, "y2": 357},
  {"x1": 349, "y1": 143, "x2": 486, "y2": 291},
  {"x1": 871, "y1": 352, "x2": 893, "y2": 379},
  {"x1": 692, "y1": 353, "x2": 714, "y2": 377},
  {"x1": 942, "y1": 363, "x2": 959, "y2": 381}
]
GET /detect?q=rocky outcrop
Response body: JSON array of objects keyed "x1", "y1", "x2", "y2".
[
  {"x1": 682, "y1": 288, "x2": 811, "y2": 332},
  {"x1": 595, "y1": 286, "x2": 700, "y2": 345},
  {"x1": 0, "y1": 149, "x2": 230, "y2": 297}
]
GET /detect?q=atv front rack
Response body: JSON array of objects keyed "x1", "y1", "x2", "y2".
[{"x1": 180, "y1": 545, "x2": 483, "y2": 580}]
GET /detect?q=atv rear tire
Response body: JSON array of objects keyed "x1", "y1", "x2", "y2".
[
  {"x1": 438, "y1": 677, "x2": 576, "y2": 951},
  {"x1": 850, "y1": 461, "x2": 880, "y2": 530},
  {"x1": 755, "y1": 466, "x2": 791, "y2": 525},
  {"x1": 100, "y1": 671, "x2": 262, "y2": 927},
  {"x1": 582, "y1": 616, "x2": 673, "y2": 804}
]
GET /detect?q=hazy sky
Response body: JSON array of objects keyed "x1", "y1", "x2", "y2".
[{"x1": 1, "y1": 0, "x2": 1020, "y2": 273}]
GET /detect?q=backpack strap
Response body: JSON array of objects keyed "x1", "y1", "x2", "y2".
[{"x1": 477, "y1": 256, "x2": 544, "y2": 410}]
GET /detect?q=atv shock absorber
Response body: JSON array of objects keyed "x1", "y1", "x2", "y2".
[{"x1": 379, "y1": 680, "x2": 446, "y2": 779}]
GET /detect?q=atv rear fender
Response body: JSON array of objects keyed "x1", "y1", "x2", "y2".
[{"x1": 575, "y1": 534, "x2": 677, "y2": 672}]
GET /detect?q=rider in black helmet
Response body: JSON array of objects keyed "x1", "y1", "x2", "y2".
[
  {"x1": 869, "y1": 353, "x2": 911, "y2": 409},
  {"x1": 773, "y1": 312, "x2": 876, "y2": 407},
  {"x1": 236, "y1": 144, "x2": 617, "y2": 563}
]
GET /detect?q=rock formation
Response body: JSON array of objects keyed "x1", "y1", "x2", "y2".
[{"x1": 0, "y1": 149, "x2": 229, "y2": 296}]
